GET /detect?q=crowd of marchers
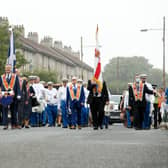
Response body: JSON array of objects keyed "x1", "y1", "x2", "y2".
[
  {"x1": 0, "y1": 64, "x2": 168, "y2": 131},
  {"x1": 119, "y1": 74, "x2": 168, "y2": 130},
  {"x1": 0, "y1": 64, "x2": 109, "y2": 130}
]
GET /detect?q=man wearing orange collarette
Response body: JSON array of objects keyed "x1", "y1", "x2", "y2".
[
  {"x1": 66, "y1": 76, "x2": 85, "y2": 129},
  {"x1": 0, "y1": 64, "x2": 21, "y2": 130}
]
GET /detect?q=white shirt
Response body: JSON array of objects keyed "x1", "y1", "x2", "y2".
[
  {"x1": 123, "y1": 91, "x2": 129, "y2": 109},
  {"x1": 58, "y1": 85, "x2": 67, "y2": 101},
  {"x1": 33, "y1": 83, "x2": 46, "y2": 100},
  {"x1": 145, "y1": 82, "x2": 153, "y2": 102},
  {"x1": 84, "y1": 87, "x2": 89, "y2": 106},
  {"x1": 46, "y1": 88, "x2": 58, "y2": 105}
]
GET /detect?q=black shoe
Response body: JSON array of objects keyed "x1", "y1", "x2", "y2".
[
  {"x1": 3, "y1": 126, "x2": 8, "y2": 130},
  {"x1": 93, "y1": 127, "x2": 98, "y2": 130},
  {"x1": 62, "y1": 126, "x2": 68, "y2": 128},
  {"x1": 48, "y1": 125, "x2": 52, "y2": 127},
  {"x1": 25, "y1": 125, "x2": 30, "y2": 129},
  {"x1": 105, "y1": 125, "x2": 108, "y2": 129},
  {"x1": 100, "y1": 126, "x2": 103, "y2": 129},
  {"x1": 135, "y1": 127, "x2": 142, "y2": 130},
  {"x1": 57, "y1": 124, "x2": 61, "y2": 127}
]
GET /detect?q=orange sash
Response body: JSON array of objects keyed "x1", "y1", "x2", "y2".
[
  {"x1": 1, "y1": 74, "x2": 16, "y2": 91},
  {"x1": 132, "y1": 82, "x2": 144, "y2": 101},
  {"x1": 69, "y1": 84, "x2": 81, "y2": 101}
]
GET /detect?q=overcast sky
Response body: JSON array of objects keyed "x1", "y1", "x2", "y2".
[{"x1": 0, "y1": 0, "x2": 168, "y2": 72}]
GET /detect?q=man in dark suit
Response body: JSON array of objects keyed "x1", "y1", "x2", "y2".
[
  {"x1": 87, "y1": 79, "x2": 109, "y2": 130},
  {"x1": 129, "y1": 74, "x2": 155, "y2": 130},
  {"x1": 0, "y1": 64, "x2": 21, "y2": 130}
]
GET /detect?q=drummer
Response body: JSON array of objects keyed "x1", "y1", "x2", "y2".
[{"x1": 0, "y1": 64, "x2": 21, "y2": 130}]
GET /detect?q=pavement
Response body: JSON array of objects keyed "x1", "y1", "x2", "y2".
[{"x1": 0, "y1": 124, "x2": 168, "y2": 168}]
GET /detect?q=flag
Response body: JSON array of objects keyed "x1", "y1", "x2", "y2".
[
  {"x1": 93, "y1": 24, "x2": 102, "y2": 92},
  {"x1": 7, "y1": 29, "x2": 16, "y2": 73}
]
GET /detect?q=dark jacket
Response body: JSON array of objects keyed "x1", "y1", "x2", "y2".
[
  {"x1": 87, "y1": 80, "x2": 109, "y2": 106},
  {"x1": 129, "y1": 82, "x2": 153, "y2": 108}
]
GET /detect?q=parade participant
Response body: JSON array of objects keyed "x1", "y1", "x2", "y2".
[
  {"x1": 129, "y1": 74, "x2": 155, "y2": 130},
  {"x1": 28, "y1": 76, "x2": 36, "y2": 127},
  {"x1": 152, "y1": 84, "x2": 160, "y2": 129},
  {"x1": 32, "y1": 76, "x2": 46, "y2": 127},
  {"x1": 58, "y1": 78, "x2": 68, "y2": 128},
  {"x1": 66, "y1": 76, "x2": 85, "y2": 129},
  {"x1": 87, "y1": 79, "x2": 109, "y2": 130},
  {"x1": 46, "y1": 81, "x2": 58, "y2": 127},
  {"x1": 40, "y1": 81, "x2": 48, "y2": 126},
  {"x1": 158, "y1": 88, "x2": 165, "y2": 125},
  {"x1": 123, "y1": 84, "x2": 133, "y2": 128},
  {"x1": 20, "y1": 77, "x2": 31, "y2": 128},
  {"x1": 160, "y1": 97, "x2": 168, "y2": 129},
  {"x1": 81, "y1": 82, "x2": 90, "y2": 127},
  {"x1": 15, "y1": 68, "x2": 24, "y2": 128},
  {"x1": 140, "y1": 74, "x2": 154, "y2": 129},
  {"x1": 0, "y1": 64, "x2": 21, "y2": 130}
]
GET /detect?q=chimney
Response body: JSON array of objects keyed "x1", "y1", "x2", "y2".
[
  {"x1": 64, "y1": 45, "x2": 72, "y2": 53},
  {"x1": 40, "y1": 36, "x2": 53, "y2": 48},
  {"x1": 54, "y1": 41, "x2": 63, "y2": 49},
  {"x1": 72, "y1": 51, "x2": 80, "y2": 59},
  {"x1": 27, "y1": 32, "x2": 39, "y2": 43}
]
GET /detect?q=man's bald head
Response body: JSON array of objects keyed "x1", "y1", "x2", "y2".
[{"x1": 5, "y1": 64, "x2": 12, "y2": 74}]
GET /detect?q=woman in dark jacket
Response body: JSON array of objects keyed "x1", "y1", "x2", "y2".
[{"x1": 87, "y1": 79, "x2": 109, "y2": 130}]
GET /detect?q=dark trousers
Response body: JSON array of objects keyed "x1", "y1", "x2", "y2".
[
  {"x1": 71, "y1": 106, "x2": 82, "y2": 126},
  {"x1": 2, "y1": 101, "x2": 18, "y2": 126},
  {"x1": 17, "y1": 101, "x2": 24, "y2": 125},
  {"x1": 90, "y1": 97, "x2": 104, "y2": 128},
  {"x1": 133, "y1": 103, "x2": 145, "y2": 129},
  {"x1": 154, "y1": 103, "x2": 158, "y2": 128}
]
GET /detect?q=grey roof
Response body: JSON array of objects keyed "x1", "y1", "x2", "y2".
[
  {"x1": 19, "y1": 36, "x2": 75, "y2": 67},
  {"x1": 51, "y1": 47, "x2": 93, "y2": 71},
  {"x1": 19, "y1": 36, "x2": 93, "y2": 72}
]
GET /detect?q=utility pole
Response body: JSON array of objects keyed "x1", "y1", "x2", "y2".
[
  {"x1": 117, "y1": 57, "x2": 119, "y2": 81},
  {"x1": 80, "y1": 36, "x2": 84, "y2": 80},
  {"x1": 163, "y1": 16, "x2": 166, "y2": 90}
]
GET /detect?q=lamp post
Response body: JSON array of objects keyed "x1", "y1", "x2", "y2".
[{"x1": 140, "y1": 16, "x2": 166, "y2": 90}]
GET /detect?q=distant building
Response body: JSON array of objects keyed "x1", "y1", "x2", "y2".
[{"x1": 0, "y1": 17, "x2": 93, "y2": 82}]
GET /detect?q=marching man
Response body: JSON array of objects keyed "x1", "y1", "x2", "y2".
[
  {"x1": 66, "y1": 76, "x2": 85, "y2": 129},
  {"x1": 0, "y1": 64, "x2": 21, "y2": 130},
  {"x1": 58, "y1": 78, "x2": 68, "y2": 128}
]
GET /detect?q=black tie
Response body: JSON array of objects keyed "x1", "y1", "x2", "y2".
[{"x1": 7, "y1": 74, "x2": 10, "y2": 83}]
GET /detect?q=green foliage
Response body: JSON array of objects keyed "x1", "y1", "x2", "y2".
[
  {"x1": 22, "y1": 70, "x2": 58, "y2": 83},
  {"x1": 0, "y1": 20, "x2": 27, "y2": 75},
  {"x1": 103, "y1": 56, "x2": 168, "y2": 94}
]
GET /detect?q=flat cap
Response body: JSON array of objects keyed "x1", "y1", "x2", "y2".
[
  {"x1": 140, "y1": 74, "x2": 148, "y2": 78},
  {"x1": 72, "y1": 76, "x2": 77, "y2": 80},
  {"x1": 47, "y1": 81, "x2": 53, "y2": 85},
  {"x1": 77, "y1": 78, "x2": 83, "y2": 82},
  {"x1": 62, "y1": 78, "x2": 68, "y2": 82}
]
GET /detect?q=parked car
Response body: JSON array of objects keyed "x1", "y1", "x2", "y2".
[{"x1": 108, "y1": 94, "x2": 122, "y2": 124}]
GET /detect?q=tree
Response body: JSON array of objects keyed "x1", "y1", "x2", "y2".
[
  {"x1": 0, "y1": 19, "x2": 27, "y2": 75},
  {"x1": 22, "y1": 70, "x2": 58, "y2": 83},
  {"x1": 103, "y1": 56, "x2": 168, "y2": 94}
]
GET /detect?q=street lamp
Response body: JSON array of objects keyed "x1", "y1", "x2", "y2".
[{"x1": 140, "y1": 16, "x2": 166, "y2": 90}]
